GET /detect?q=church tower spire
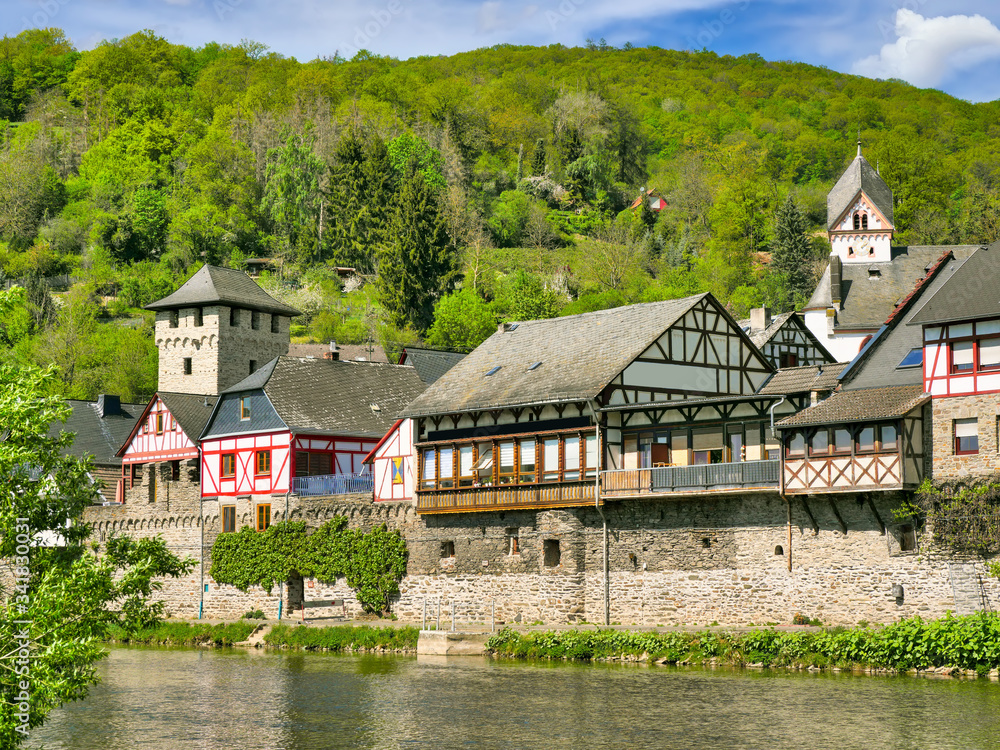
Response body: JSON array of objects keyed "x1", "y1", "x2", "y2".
[{"x1": 826, "y1": 143, "x2": 894, "y2": 264}]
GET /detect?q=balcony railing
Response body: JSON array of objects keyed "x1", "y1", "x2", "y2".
[
  {"x1": 417, "y1": 482, "x2": 596, "y2": 514},
  {"x1": 291, "y1": 472, "x2": 374, "y2": 497},
  {"x1": 601, "y1": 459, "x2": 780, "y2": 498}
]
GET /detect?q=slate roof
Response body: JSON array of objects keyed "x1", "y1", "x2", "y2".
[
  {"x1": 827, "y1": 151, "x2": 894, "y2": 229},
  {"x1": 757, "y1": 363, "x2": 847, "y2": 396},
  {"x1": 158, "y1": 392, "x2": 218, "y2": 439},
  {"x1": 777, "y1": 384, "x2": 927, "y2": 428},
  {"x1": 145, "y1": 265, "x2": 301, "y2": 316},
  {"x1": 210, "y1": 356, "x2": 427, "y2": 438},
  {"x1": 400, "y1": 295, "x2": 713, "y2": 417},
  {"x1": 737, "y1": 311, "x2": 794, "y2": 348},
  {"x1": 841, "y1": 252, "x2": 969, "y2": 390},
  {"x1": 50, "y1": 400, "x2": 143, "y2": 466},
  {"x1": 400, "y1": 347, "x2": 467, "y2": 384},
  {"x1": 286, "y1": 342, "x2": 389, "y2": 363},
  {"x1": 908, "y1": 242, "x2": 1000, "y2": 326},
  {"x1": 803, "y1": 245, "x2": 980, "y2": 330}
]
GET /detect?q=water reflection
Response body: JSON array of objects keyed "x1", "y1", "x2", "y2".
[{"x1": 35, "y1": 647, "x2": 1000, "y2": 749}]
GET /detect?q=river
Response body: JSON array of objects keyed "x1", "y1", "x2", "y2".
[{"x1": 32, "y1": 647, "x2": 1000, "y2": 749}]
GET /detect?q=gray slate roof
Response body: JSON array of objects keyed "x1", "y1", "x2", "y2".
[
  {"x1": 737, "y1": 311, "x2": 793, "y2": 348},
  {"x1": 804, "y1": 245, "x2": 980, "y2": 330},
  {"x1": 842, "y1": 253, "x2": 970, "y2": 390},
  {"x1": 50, "y1": 400, "x2": 143, "y2": 466},
  {"x1": 400, "y1": 295, "x2": 711, "y2": 417},
  {"x1": 400, "y1": 347, "x2": 467, "y2": 384},
  {"x1": 777, "y1": 385, "x2": 927, "y2": 428},
  {"x1": 758, "y1": 363, "x2": 847, "y2": 396},
  {"x1": 158, "y1": 392, "x2": 218, "y2": 439},
  {"x1": 145, "y1": 265, "x2": 301, "y2": 316},
  {"x1": 286, "y1": 342, "x2": 389, "y2": 363},
  {"x1": 211, "y1": 356, "x2": 426, "y2": 438},
  {"x1": 908, "y1": 242, "x2": 1000, "y2": 326},
  {"x1": 827, "y1": 152, "x2": 894, "y2": 229}
]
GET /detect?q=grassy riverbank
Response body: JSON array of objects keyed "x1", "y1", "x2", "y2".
[
  {"x1": 105, "y1": 621, "x2": 258, "y2": 647},
  {"x1": 486, "y1": 613, "x2": 1000, "y2": 674},
  {"x1": 263, "y1": 624, "x2": 419, "y2": 652}
]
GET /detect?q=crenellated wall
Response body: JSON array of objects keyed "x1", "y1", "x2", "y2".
[{"x1": 83, "y1": 487, "x2": 1000, "y2": 626}]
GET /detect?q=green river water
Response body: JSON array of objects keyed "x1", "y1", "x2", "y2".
[{"x1": 31, "y1": 646, "x2": 1000, "y2": 749}]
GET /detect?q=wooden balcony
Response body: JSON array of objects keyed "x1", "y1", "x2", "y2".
[
  {"x1": 601, "y1": 460, "x2": 780, "y2": 499},
  {"x1": 783, "y1": 453, "x2": 902, "y2": 495},
  {"x1": 416, "y1": 482, "x2": 596, "y2": 514}
]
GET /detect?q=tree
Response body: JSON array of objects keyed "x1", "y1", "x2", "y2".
[
  {"x1": 263, "y1": 133, "x2": 324, "y2": 264},
  {"x1": 425, "y1": 289, "x2": 496, "y2": 351},
  {"x1": 375, "y1": 162, "x2": 457, "y2": 332},
  {"x1": 771, "y1": 195, "x2": 815, "y2": 309},
  {"x1": 0, "y1": 347, "x2": 192, "y2": 746}
]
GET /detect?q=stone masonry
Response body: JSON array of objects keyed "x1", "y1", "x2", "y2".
[{"x1": 930, "y1": 394, "x2": 1000, "y2": 478}]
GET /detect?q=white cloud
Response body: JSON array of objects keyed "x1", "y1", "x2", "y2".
[{"x1": 853, "y1": 9, "x2": 1000, "y2": 88}]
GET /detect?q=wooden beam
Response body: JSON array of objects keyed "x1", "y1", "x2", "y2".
[
  {"x1": 829, "y1": 497, "x2": 848, "y2": 535},
  {"x1": 799, "y1": 498, "x2": 819, "y2": 535},
  {"x1": 866, "y1": 495, "x2": 886, "y2": 535}
]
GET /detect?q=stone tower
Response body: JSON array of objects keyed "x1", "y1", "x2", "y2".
[
  {"x1": 826, "y1": 141, "x2": 895, "y2": 264},
  {"x1": 145, "y1": 265, "x2": 301, "y2": 396}
]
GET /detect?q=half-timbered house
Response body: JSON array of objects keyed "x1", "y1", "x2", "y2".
[
  {"x1": 737, "y1": 308, "x2": 834, "y2": 369},
  {"x1": 365, "y1": 418, "x2": 416, "y2": 502},
  {"x1": 116, "y1": 392, "x2": 219, "y2": 505},
  {"x1": 396, "y1": 293, "x2": 845, "y2": 514},
  {"x1": 199, "y1": 356, "x2": 426, "y2": 530}
]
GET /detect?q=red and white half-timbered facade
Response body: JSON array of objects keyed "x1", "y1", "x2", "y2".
[{"x1": 365, "y1": 419, "x2": 415, "y2": 503}]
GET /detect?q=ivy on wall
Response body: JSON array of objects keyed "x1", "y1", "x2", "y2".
[{"x1": 209, "y1": 517, "x2": 408, "y2": 614}]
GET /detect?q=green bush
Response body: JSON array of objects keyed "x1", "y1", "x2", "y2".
[{"x1": 263, "y1": 624, "x2": 419, "y2": 651}]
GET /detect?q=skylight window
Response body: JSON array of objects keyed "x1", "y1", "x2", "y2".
[
  {"x1": 485, "y1": 366, "x2": 501, "y2": 376},
  {"x1": 528, "y1": 361, "x2": 542, "y2": 371},
  {"x1": 897, "y1": 347, "x2": 923, "y2": 369}
]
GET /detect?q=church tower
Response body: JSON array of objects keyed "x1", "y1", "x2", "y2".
[
  {"x1": 826, "y1": 142, "x2": 894, "y2": 263},
  {"x1": 145, "y1": 265, "x2": 301, "y2": 396}
]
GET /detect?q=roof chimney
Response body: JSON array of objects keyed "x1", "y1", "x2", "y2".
[
  {"x1": 829, "y1": 255, "x2": 843, "y2": 309},
  {"x1": 324, "y1": 341, "x2": 340, "y2": 361},
  {"x1": 97, "y1": 394, "x2": 120, "y2": 418},
  {"x1": 749, "y1": 307, "x2": 771, "y2": 333}
]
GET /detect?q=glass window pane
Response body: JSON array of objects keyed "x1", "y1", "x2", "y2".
[
  {"x1": 585, "y1": 435, "x2": 597, "y2": 467},
  {"x1": 543, "y1": 439, "x2": 560, "y2": 481},
  {"x1": 833, "y1": 429, "x2": 852, "y2": 453},
  {"x1": 499, "y1": 441, "x2": 515, "y2": 483},
  {"x1": 810, "y1": 430, "x2": 829, "y2": 455},
  {"x1": 422, "y1": 449, "x2": 435, "y2": 482},
  {"x1": 439, "y1": 447, "x2": 454, "y2": 488},
  {"x1": 459, "y1": 446, "x2": 474, "y2": 476},
  {"x1": 880, "y1": 424, "x2": 898, "y2": 451},
  {"x1": 787, "y1": 433, "x2": 805, "y2": 457},
  {"x1": 953, "y1": 341, "x2": 974, "y2": 371},
  {"x1": 856, "y1": 427, "x2": 875, "y2": 452},
  {"x1": 564, "y1": 436, "x2": 580, "y2": 479},
  {"x1": 520, "y1": 440, "x2": 536, "y2": 468},
  {"x1": 981, "y1": 337, "x2": 1000, "y2": 369}
]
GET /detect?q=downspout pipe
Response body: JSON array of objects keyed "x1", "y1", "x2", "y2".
[
  {"x1": 769, "y1": 396, "x2": 786, "y2": 439},
  {"x1": 587, "y1": 401, "x2": 610, "y2": 627}
]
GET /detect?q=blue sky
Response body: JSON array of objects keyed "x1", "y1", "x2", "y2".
[{"x1": 7, "y1": 0, "x2": 1000, "y2": 102}]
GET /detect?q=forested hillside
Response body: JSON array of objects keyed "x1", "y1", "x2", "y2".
[{"x1": 3, "y1": 28, "x2": 999, "y2": 401}]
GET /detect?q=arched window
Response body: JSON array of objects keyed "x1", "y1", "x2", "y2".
[
  {"x1": 853, "y1": 213, "x2": 861, "y2": 230},
  {"x1": 861, "y1": 214, "x2": 869, "y2": 229}
]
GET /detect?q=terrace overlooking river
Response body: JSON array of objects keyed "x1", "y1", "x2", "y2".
[{"x1": 34, "y1": 646, "x2": 1000, "y2": 749}]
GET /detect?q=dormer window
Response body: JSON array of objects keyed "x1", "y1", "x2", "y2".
[
  {"x1": 485, "y1": 366, "x2": 501, "y2": 376},
  {"x1": 240, "y1": 396, "x2": 251, "y2": 421}
]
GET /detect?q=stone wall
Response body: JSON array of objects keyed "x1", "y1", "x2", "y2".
[
  {"x1": 85, "y1": 484, "x2": 1000, "y2": 627},
  {"x1": 930, "y1": 394, "x2": 1000, "y2": 479}
]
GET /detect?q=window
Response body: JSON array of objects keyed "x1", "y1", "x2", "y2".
[
  {"x1": 952, "y1": 341, "x2": 974, "y2": 373},
  {"x1": 183, "y1": 358, "x2": 192, "y2": 375},
  {"x1": 169, "y1": 310, "x2": 178, "y2": 328},
  {"x1": 563, "y1": 436, "x2": 580, "y2": 481},
  {"x1": 981, "y1": 337, "x2": 1000, "y2": 370},
  {"x1": 832, "y1": 428, "x2": 852, "y2": 454},
  {"x1": 271, "y1": 315, "x2": 280, "y2": 334},
  {"x1": 256, "y1": 450, "x2": 271, "y2": 476},
  {"x1": 221, "y1": 453, "x2": 236, "y2": 478},
  {"x1": 519, "y1": 439, "x2": 536, "y2": 483},
  {"x1": 240, "y1": 396, "x2": 251, "y2": 421},
  {"x1": 542, "y1": 438, "x2": 560, "y2": 482},
  {"x1": 391, "y1": 457, "x2": 404, "y2": 485},
  {"x1": 786, "y1": 432, "x2": 806, "y2": 457},
  {"x1": 170, "y1": 460, "x2": 180, "y2": 482},
  {"x1": 251, "y1": 310, "x2": 260, "y2": 330},
  {"x1": 498, "y1": 441, "x2": 516, "y2": 484},
  {"x1": 955, "y1": 418, "x2": 979, "y2": 455},
  {"x1": 438, "y1": 447, "x2": 455, "y2": 489},
  {"x1": 194, "y1": 307, "x2": 203, "y2": 327},
  {"x1": 899, "y1": 525, "x2": 917, "y2": 552},
  {"x1": 809, "y1": 429, "x2": 829, "y2": 456},
  {"x1": 440, "y1": 541, "x2": 455, "y2": 558},
  {"x1": 856, "y1": 427, "x2": 876, "y2": 453},
  {"x1": 458, "y1": 445, "x2": 474, "y2": 487},
  {"x1": 485, "y1": 366, "x2": 501, "y2": 377},
  {"x1": 861, "y1": 214, "x2": 869, "y2": 229},
  {"x1": 880, "y1": 424, "x2": 898, "y2": 451},
  {"x1": 130, "y1": 463, "x2": 139, "y2": 488},
  {"x1": 853, "y1": 212, "x2": 861, "y2": 230},
  {"x1": 222, "y1": 505, "x2": 236, "y2": 533},
  {"x1": 543, "y1": 539, "x2": 560, "y2": 568},
  {"x1": 249, "y1": 360, "x2": 257, "y2": 375},
  {"x1": 584, "y1": 434, "x2": 598, "y2": 478},
  {"x1": 898, "y1": 347, "x2": 923, "y2": 369},
  {"x1": 295, "y1": 451, "x2": 331, "y2": 477},
  {"x1": 230, "y1": 307, "x2": 240, "y2": 326},
  {"x1": 256, "y1": 504, "x2": 271, "y2": 532},
  {"x1": 506, "y1": 528, "x2": 519, "y2": 555},
  {"x1": 155, "y1": 413, "x2": 164, "y2": 434},
  {"x1": 421, "y1": 448, "x2": 436, "y2": 489},
  {"x1": 528, "y1": 361, "x2": 542, "y2": 371},
  {"x1": 778, "y1": 352, "x2": 798, "y2": 368}
]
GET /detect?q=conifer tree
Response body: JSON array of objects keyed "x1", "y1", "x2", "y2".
[
  {"x1": 530, "y1": 138, "x2": 546, "y2": 176},
  {"x1": 327, "y1": 130, "x2": 370, "y2": 272},
  {"x1": 375, "y1": 161, "x2": 457, "y2": 332},
  {"x1": 771, "y1": 195, "x2": 814, "y2": 309}
]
